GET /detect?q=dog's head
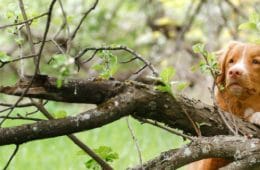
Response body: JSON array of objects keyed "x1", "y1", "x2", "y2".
[{"x1": 216, "y1": 41, "x2": 260, "y2": 98}]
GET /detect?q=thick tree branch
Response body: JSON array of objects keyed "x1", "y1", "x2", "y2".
[
  {"x1": 0, "y1": 75, "x2": 259, "y2": 146},
  {"x1": 130, "y1": 136, "x2": 260, "y2": 170},
  {"x1": 0, "y1": 75, "x2": 125, "y2": 104}
]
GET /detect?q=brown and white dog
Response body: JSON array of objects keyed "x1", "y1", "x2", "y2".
[
  {"x1": 216, "y1": 41, "x2": 260, "y2": 125},
  {"x1": 188, "y1": 41, "x2": 260, "y2": 170}
]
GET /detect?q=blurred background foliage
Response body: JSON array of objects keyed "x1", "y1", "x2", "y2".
[{"x1": 0, "y1": 0, "x2": 259, "y2": 169}]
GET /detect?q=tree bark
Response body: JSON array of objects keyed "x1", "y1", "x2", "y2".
[
  {"x1": 0, "y1": 75, "x2": 259, "y2": 145},
  {"x1": 0, "y1": 75, "x2": 260, "y2": 169}
]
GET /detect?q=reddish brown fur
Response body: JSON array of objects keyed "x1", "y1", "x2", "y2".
[
  {"x1": 188, "y1": 42, "x2": 260, "y2": 170},
  {"x1": 216, "y1": 42, "x2": 260, "y2": 120}
]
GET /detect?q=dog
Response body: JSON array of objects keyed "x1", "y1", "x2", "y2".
[
  {"x1": 188, "y1": 41, "x2": 260, "y2": 170},
  {"x1": 216, "y1": 41, "x2": 260, "y2": 125}
]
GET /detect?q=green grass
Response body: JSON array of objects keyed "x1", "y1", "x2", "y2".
[{"x1": 0, "y1": 101, "x2": 186, "y2": 170}]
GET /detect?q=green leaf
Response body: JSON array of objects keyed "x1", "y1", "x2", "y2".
[
  {"x1": 92, "y1": 64, "x2": 104, "y2": 71},
  {"x1": 176, "y1": 82, "x2": 189, "y2": 91},
  {"x1": 51, "y1": 54, "x2": 67, "y2": 68},
  {"x1": 83, "y1": 146, "x2": 118, "y2": 170},
  {"x1": 60, "y1": 66, "x2": 70, "y2": 76},
  {"x1": 238, "y1": 22, "x2": 257, "y2": 31},
  {"x1": 192, "y1": 43, "x2": 205, "y2": 54},
  {"x1": 155, "y1": 84, "x2": 172, "y2": 94},
  {"x1": 56, "y1": 78, "x2": 63, "y2": 88},
  {"x1": 249, "y1": 12, "x2": 260, "y2": 23},
  {"x1": 53, "y1": 110, "x2": 67, "y2": 118},
  {"x1": 93, "y1": 146, "x2": 119, "y2": 162},
  {"x1": 66, "y1": 15, "x2": 74, "y2": 24},
  {"x1": 0, "y1": 51, "x2": 11, "y2": 62},
  {"x1": 15, "y1": 37, "x2": 24, "y2": 45},
  {"x1": 85, "y1": 159, "x2": 101, "y2": 170},
  {"x1": 159, "y1": 67, "x2": 175, "y2": 83},
  {"x1": 92, "y1": 51, "x2": 118, "y2": 79}
]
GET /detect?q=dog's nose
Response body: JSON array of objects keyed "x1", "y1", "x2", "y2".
[{"x1": 228, "y1": 68, "x2": 243, "y2": 78}]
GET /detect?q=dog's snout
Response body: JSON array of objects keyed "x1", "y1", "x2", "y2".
[{"x1": 228, "y1": 67, "x2": 243, "y2": 78}]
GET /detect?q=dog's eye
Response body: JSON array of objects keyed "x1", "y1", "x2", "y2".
[
  {"x1": 228, "y1": 59, "x2": 234, "y2": 63},
  {"x1": 252, "y1": 59, "x2": 259, "y2": 64}
]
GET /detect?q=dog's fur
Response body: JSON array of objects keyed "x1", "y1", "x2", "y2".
[{"x1": 188, "y1": 42, "x2": 260, "y2": 170}]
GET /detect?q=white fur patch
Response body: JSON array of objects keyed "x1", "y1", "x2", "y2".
[
  {"x1": 244, "y1": 108, "x2": 255, "y2": 118},
  {"x1": 247, "y1": 112, "x2": 260, "y2": 126},
  {"x1": 229, "y1": 46, "x2": 249, "y2": 74}
]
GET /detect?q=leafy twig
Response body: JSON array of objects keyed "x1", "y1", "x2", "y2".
[
  {"x1": 0, "y1": 12, "x2": 48, "y2": 30},
  {"x1": 75, "y1": 45, "x2": 158, "y2": 76}
]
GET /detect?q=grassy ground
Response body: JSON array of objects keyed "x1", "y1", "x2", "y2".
[{"x1": 0, "y1": 101, "x2": 186, "y2": 170}]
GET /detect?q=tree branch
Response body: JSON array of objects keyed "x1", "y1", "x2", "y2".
[
  {"x1": 0, "y1": 75, "x2": 259, "y2": 146},
  {"x1": 130, "y1": 136, "x2": 260, "y2": 170}
]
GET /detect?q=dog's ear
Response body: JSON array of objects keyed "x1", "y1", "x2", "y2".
[{"x1": 215, "y1": 41, "x2": 239, "y2": 86}]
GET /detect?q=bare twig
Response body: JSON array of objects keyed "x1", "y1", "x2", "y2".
[
  {"x1": 53, "y1": 0, "x2": 71, "y2": 39},
  {"x1": 0, "y1": 102, "x2": 34, "y2": 108},
  {"x1": 0, "y1": 115, "x2": 43, "y2": 121},
  {"x1": 126, "y1": 117, "x2": 143, "y2": 169},
  {"x1": 0, "y1": 54, "x2": 37, "y2": 68},
  {"x1": 0, "y1": 12, "x2": 48, "y2": 30},
  {"x1": 17, "y1": 29, "x2": 25, "y2": 77},
  {"x1": 218, "y1": 1, "x2": 239, "y2": 39},
  {"x1": 224, "y1": 0, "x2": 247, "y2": 19},
  {"x1": 18, "y1": 0, "x2": 37, "y2": 65},
  {"x1": 32, "y1": 100, "x2": 113, "y2": 170},
  {"x1": 36, "y1": 0, "x2": 57, "y2": 74},
  {"x1": 134, "y1": 116, "x2": 194, "y2": 141},
  {"x1": 182, "y1": 108, "x2": 201, "y2": 137},
  {"x1": 3, "y1": 145, "x2": 19, "y2": 170},
  {"x1": 69, "y1": 0, "x2": 99, "y2": 41},
  {"x1": 175, "y1": 0, "x2": 206, "y2": 49}
]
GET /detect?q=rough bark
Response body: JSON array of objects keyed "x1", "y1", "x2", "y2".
[
  {"x1": 0, "y1": 75, "x2": 260, "y2": 169},
  {"x1": 0, "y1": 75, "x2": 125, "y2": 104},
  {"x1": 130, "y1": 136, "x2": 260, "y2": 170}
]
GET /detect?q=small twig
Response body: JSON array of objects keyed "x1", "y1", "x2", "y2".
[
  {"x1": 0, "y1": 102, "x2": 34, "y2": 108},
  {"x1": 133, "y1": 65, "x2": 148, "y2": 75},
  {"x1": 32, "y1": 100, "x2": 113, "y2": 170},
  {"x1": 25, "y1": 108, "x2": 40, "y2": 116},
  {"x1": 18, "y1": 0, "x2": 37, "y2": 65},
  {"x1": 0, "y1": 115, "x2": 43, "y2": 121},
  {"x1": 81, "y1": 50, "x2": 98, "y2": 64},
  {"x1": 182, "y1": 108, "x2": 201, "y2": 137},
  {"x1": 0, "y1": 12, "x2": 48, "y2": 30},
  {"x1": 175, "y1": 0, "x2": 206, "y2": 49},
  {"x1": 36, "y1": 0, "x2": 57, "y2": 74},
  {"x1": 69, "y1": 0, "x2": 99, "y2": 41},
  {"x1": 75, "y1": 46, "x2": 158, "y2": 76},
  {"x1": 50, "y1": 39, "x2": 66, "y2": 54},
  {"x1": 3, "y1": 145, "x2": 19, "y2": 170},
  {"x1": 218, "y1": 1, "x2": 238, "y2": 39},
  {"x1": 126, "y1": 117, "x2": 143, "y2": 169},
  {"x1": 17, "y1": 29, "x2": 25, "y2": 77},
  {"x1": 224, "y1": 0, "x2": 247, "y2": 19},
  {"x1": 135, "y1": 116, "x2": 194, "y2": 141},
  {"x1": 0, "y1": 54, "x2": 37, "y2": 68},
  {"x1": 53, "y1": 0, "x2": 71, "y2": 39},
  {"x1": 120, "y1": 57, "x2": 138, "y2": 64}
]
